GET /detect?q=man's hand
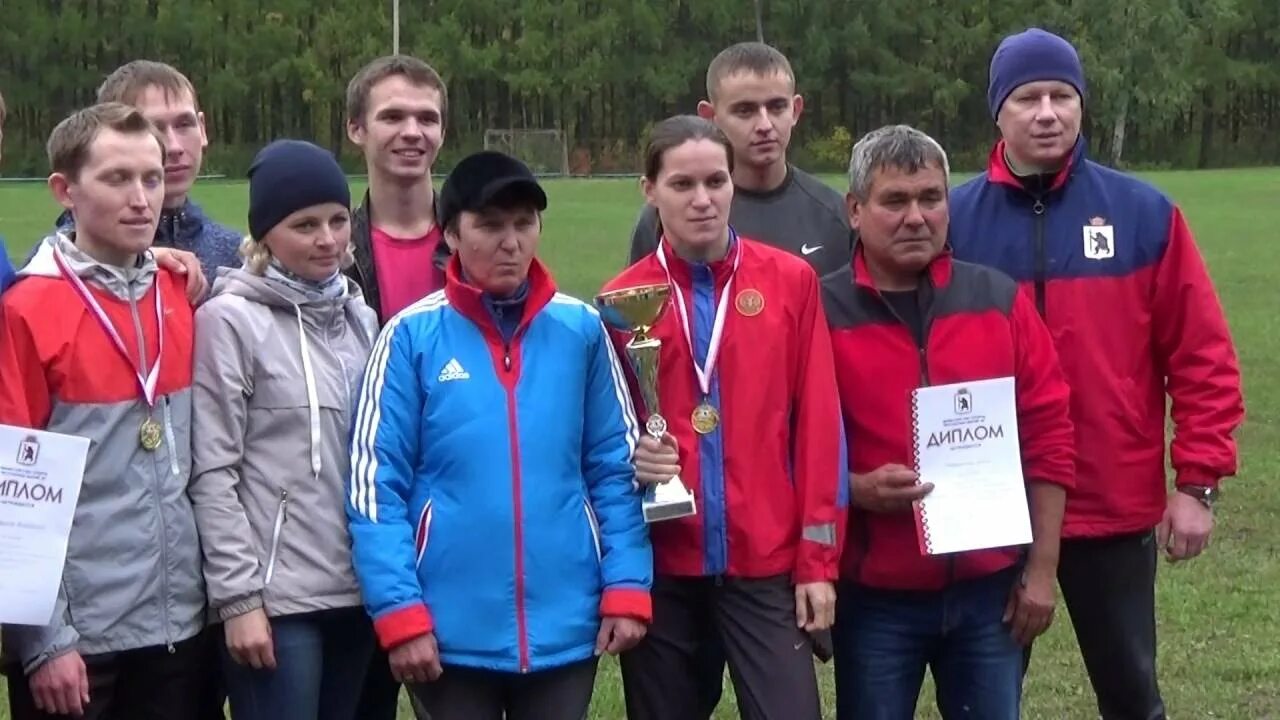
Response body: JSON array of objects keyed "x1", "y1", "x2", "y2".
[
  {"x1": 152, "y1": 247, "x2": 209, "y2": 303},
  {"x1": 1156, "y1": 491, "x2": 1214, "y2": 562},
  {"x1": 795, "y1": 581, "x2": 836, "y2": 632},
  {"x1": 595, "y1": 616, "x2": 647, "y2": 655},
  {"x1": 1003, "y1": 569, "x2": 1056, "y2": 646},
  {"x1": 225, "y1": 608, "x2": 276, "y2": 670},
  {"x1": 850, "y1": 464, "x2": 932, "y2": 513},
  {"x1": 389, "y1": 632, "x2": 443, "y2": 684},
  {"x1": 29, "y1": 651, "x2": 89, "y2": 716},
  {"x1": 633, "y1": 433, "x2": 680, "y2": 486}
]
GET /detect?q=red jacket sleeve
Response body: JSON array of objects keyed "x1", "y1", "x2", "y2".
[
  {"x1": 1010, "y1": 290, "x2": 1075, "y2": 488},
  {"x1": 0, "y1": 298, "x2": 53, "y2": 429},
  {"x1": 1151, "y1": 207, "x2": 1244, "y2": 488},
  {"x1": 789, "y1": 268, "x2": 848, "y2": 584}
]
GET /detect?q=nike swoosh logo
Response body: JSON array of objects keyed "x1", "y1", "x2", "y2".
[
  {"x1": 800, "y1": 244, "x2": 822, "y2": 255},
  {"x1": 793, "y1": 641, "x2": 806, "y2": 650}
]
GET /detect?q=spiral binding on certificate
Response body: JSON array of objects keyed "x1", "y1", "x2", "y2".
[{"x1": 910, "y1": 388, "x2": 935, "y2": 555}]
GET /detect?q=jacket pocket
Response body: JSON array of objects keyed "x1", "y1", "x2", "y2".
[
  {"x1": 584, "y1": 499, "x2": 602, "y2": 563},
  {"x1": 415, "y1": 499, "x2": 434, "y2": 568},
  {"x1": 264, "y1": 490, "x2": 289, "y2": 585}
]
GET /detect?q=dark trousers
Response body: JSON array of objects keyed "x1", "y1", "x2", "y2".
[
  {"x1": 7, "y1": 631, "x2": 214, "y2": 720},
  {"x1": 408, "y1": 657, "x2": 598, "y2": 720},
  {"x1": 220, "y1": 607, "x2": 375, "y2": 720},
  {"x1": 354, "y1": 646, "x2": 402, "y2": 720},
  {"x1": 832, "y1": 569, "x2": 1023, "y2": 720},
  {"x1": 1055, "y1": 530, "x2": 1166, "y2": 720},
  {"x1": 621, "y1": 574, "x2": 821, "y2": 720}
]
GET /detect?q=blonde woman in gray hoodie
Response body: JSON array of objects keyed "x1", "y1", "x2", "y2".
[{"x1": 189, "y1": 140, "x2": 379, "y2": 720}]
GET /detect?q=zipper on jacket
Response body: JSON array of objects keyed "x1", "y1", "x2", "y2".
[
  {"x1": 874, "y1": 285, "x2": 955, "y2": 583},
  {"x1": 505, "y1": 384, "x2": 530, "y2": 673},
  {"x1": 126, "y1": 279, "x2": 174, "y2": 651},
  {"x1": 1032, "y1": 198, "x2": 1047, "y2": 318},
  {"x1": 875, "y1": 290, "x2": 933, "y2": 387},
  {"x1": 490, "y1": 323, "x2": 530, "y2": 671},
  {"x1": 264, "y1": 490, "x2": 289, "y2": 585}
]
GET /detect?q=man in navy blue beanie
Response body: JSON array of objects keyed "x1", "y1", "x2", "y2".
[{"x1": 949, "y1": 27, "x2": 1243, "y2": 720}]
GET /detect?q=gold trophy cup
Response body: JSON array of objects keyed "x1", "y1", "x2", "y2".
[{"x1": 595, "y1": 284, "x2": 698, "y2": 523}]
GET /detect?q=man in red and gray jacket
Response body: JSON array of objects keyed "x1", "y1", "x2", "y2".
[
  {"x1": 949, "y1": 28, "x2": 1245, "y2": 720},
  {"x1": 826, "y1": 124, "x2": 1074, "y2": 720}
]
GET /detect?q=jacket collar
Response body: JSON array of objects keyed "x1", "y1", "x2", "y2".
[
  {"x1": 443, "y1": 254, "x2": 557, "y2": 339},
  {"x1": 22, "y1": 232, "x2": 160, "y2": 301},
  {"x1": 852, "y1": 242, "x2": 952, "y2": 294},
  {"x1": 985, "y1": 137, "x2": 1085, "y2": 193},
  {"x1": 55, "y1": 198, "x2": 209, "y2": 245},
  {"x1": 354, "y1": 186, "x2": 441, "y2": 234},
  {"x1": 656, "y1": 230, "x2": 739, "y2": 287}
]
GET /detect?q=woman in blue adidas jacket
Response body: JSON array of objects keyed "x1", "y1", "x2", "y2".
[{"x1": 346, "y1": 151, "x2": 652, "y2": 719}]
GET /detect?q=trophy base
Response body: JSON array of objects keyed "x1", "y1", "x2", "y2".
[{"x1": 642, "y1": 479, "x2": 697, "y2": 523}]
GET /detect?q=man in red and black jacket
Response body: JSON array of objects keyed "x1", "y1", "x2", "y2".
[
  {"x1": 825, "y1": 125, "x2": 1075, "y2": 720},
  {"x1": 949, "y1": 28, "x2": 1245, "y2": 720}
]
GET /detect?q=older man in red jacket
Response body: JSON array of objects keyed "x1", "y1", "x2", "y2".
[{"x1": 824, "y1": 124, "x2": 1075, "y2": 720}]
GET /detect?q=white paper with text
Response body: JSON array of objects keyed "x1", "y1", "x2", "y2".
[
  {"x1": 0, "y1": 424, "x2": 89, "y2": 625},
  {"x1": 911, "y1": 377, "x2": 1032, "y2": 555}
]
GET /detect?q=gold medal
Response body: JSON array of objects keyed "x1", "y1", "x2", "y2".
[
  {"x1": 691, "y1": 402, "x2": 720, "y2": 434},
  {"x1": 139, "y1": 418, "x2": 163, "y2": 451}
]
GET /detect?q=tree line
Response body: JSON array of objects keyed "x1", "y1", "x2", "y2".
[{"x1": 1, "y1": 0, "x2": 1278, "y2": 176}]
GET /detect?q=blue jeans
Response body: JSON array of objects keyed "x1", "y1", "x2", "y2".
[
  {"x1": 832, "y1": 569, "x2": 1023, "y2": 720},
  {"x1": 221, "y1": 607, "x2": 375, "y2": 720}
]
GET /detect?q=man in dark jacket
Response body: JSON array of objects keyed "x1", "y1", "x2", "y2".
[
  {"x1": 344, "y1": 55, "x2": 451, "y2": 325},
  {"x1": 50, "y1": 60, "x2": 242, "y2": 302},
  {"x1": 948, "y1": 28, "x2": 1245, "y2": 720}
]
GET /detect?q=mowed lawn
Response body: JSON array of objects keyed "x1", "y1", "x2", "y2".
[{"x1": 0, "y1": 168, "x2": 1277, "y2": 719}]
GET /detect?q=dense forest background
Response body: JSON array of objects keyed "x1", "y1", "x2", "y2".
[{"x1": 1, "y1": 0, "x2": 1278, "y2": 176}]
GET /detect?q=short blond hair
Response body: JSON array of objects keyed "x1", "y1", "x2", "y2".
[
  {"x1": 97, "y1": 60, "x2": 199, "y2": 108},
  {"x1": 47, "y1": 103, "x2": 165, "y2": 179},
  {"x1": 706, "y1": 42, "x2": 796, "y2": 101},
  {"x1": 238, "y1": 234, "x2": 355, "y2": 276}
]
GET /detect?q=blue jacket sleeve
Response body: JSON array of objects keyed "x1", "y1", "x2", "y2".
[
  {"x1": 581, "y1": 314, "x2": 653, "y2": 621},
  {"x1": 347, "y1": 317, "x2": 433, "y2": 649}
]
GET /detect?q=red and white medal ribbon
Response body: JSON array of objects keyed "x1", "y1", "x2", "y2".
[
  {"x1": 654, "y1": 231, "x2": 741, "y2": 399},
  {"x1": 52, "y1": 245, "x2": 163, "y2": 408}
]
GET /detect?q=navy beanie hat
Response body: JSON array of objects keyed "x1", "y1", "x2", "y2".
[
  {"x1": 987, "y1": 28, "x2": 1086, "y2": 119},
  {"x1": 247, "y1": 139, "x2": 351, "y2": 240}
]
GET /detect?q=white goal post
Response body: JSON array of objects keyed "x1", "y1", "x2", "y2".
[{"x1": 483, "y1": 129, "x2": 570, "y2": 176}]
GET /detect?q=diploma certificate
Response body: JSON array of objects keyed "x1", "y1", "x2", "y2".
[
  {"x1": 0, "y1": 424, "x2": 89, "y2": 625},
  {"x1": 911, "y1": 377, "x2": 1032, "y2": 556}
]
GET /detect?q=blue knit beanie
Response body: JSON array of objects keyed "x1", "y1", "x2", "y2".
[
  {"x1": 987, "y1": 28, "x2": 1086, "y2": 119},
  {"x1": 247, "y1": 140, "x2": 351, "y2": 240}
]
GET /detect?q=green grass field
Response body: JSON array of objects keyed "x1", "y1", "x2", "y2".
[{"x1": 1, "y1": 169, "x2": 1277, "y2": 719}]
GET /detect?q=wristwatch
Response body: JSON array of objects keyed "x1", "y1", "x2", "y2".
[{"x1": 1177, "y1": 484, "x2": 1219, "y2": 510}]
